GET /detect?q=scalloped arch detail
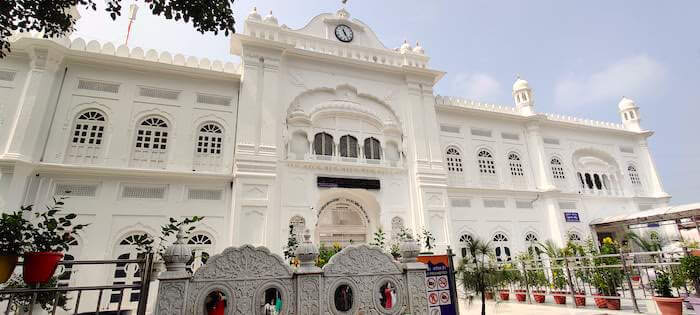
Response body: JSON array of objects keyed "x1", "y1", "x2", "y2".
[
  {"x1": 322, "y1": 244, "x2": 402, "y2": 275},
  {"x1": 193, "y1": 245, "x2": 293, "y2": 280}
]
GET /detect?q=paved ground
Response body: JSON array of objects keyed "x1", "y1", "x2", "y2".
[{"x1": 456, "y1": 297, "x2": 697, "y2": 315}]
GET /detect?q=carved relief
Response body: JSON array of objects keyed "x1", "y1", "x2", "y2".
[
  {"x1": 193, "y1": 245, "x2": 293, "y2": 281},
  {"x1": 407, "y1": 270, "x2": 429, "y2": 315},
  {"x1": 157, "y1": 281, "x2": 186, "y2": 315},
  {"x1": 298, "y1": 276, "x2": 320, "y2": 315},
  {"x1": 323, "y1": 244, "x2": 402, "y2": 276}
]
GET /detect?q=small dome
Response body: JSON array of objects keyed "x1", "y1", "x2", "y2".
[
  {"x1": 412, "y1": 41, "x2": 424, "y2": 54},
  {"x1": 336, "y1": 8, "x2": 350, "y2": 19},
  {"x1": 400, "y1": 40, "x2": 412, "y2": 53},
  {"x1": 263, "y1": 10, "x2": 278, "y2": 25},
  {"x1": 513, "y1": 77, "x2": 530, "y2": 91},
  {"x1": 247, "y1": 7, "x2": 261, "y2": 21},
  {"x1": 618, "y1": 97, "x2": 637, "y2": 110}
]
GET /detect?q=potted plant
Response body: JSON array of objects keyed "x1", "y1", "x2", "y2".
[
  {"x1": 0, "y1": 211, "x2": 30, "y2": 283},
  {"x1": 419, "y1": 227, "x2": 435, "y2": 255},
  {"x1": 497, "y1": 263, "x2": 518, "y2": 301},
  {"x1": 593, "y1": 237, "x2": 624, "y2": 310},
  {"x1": 591, "y1": 270, "x2": 608, "y2": 309},
  {"x1": 457, "y1": 237, "x2": 496, "y2": 315},
  {"x1": 529, "y1": 269, "x2": 548, "y2": 303},
  {"x1": 540, "y1": 240, "x2": 568, "y2": 305},
  {"x1": 22, "y1": 198, "x2": 87, "y2": 285},
  {"x1": 652, "y1": 270, "x2": 684, "y2": 315},
  {"x1": 567, "y1": 240, "x2": 589, "y2": 307},
  {"x1": 513, "y1": 253, "x2": 531, "y2": 303},
  {"x1": 680, "y1": 254, "x2": 700, "y2": 310},
  {"x1": 680, "y1": 240, "x2": 699, "y2": 257}
]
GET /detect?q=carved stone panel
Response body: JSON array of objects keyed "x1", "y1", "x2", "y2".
[
  {"x1": 322, "y1": 244, "x2": 402, "y2": 276},
  {"x1": 406, "y1": 270, "x2": 429, "y2": 315},
  {"x1": 155, "y1": 280, "x2": 187, "y2": 315},
  {"x1": 193, "y1": 245, "x2": 293, "y2": 281}
]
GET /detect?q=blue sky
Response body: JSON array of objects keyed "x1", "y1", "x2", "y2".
[{"x1": 74, "y1": 1, "x2": 699, "y2": 205}]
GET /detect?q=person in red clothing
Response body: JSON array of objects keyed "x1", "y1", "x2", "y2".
[
  {"x1": 206, "y1": 291, "x2": 227, "y2": 315},
  {"x1": 383, "y1": 283, "x2": 393, "y2": 309}
]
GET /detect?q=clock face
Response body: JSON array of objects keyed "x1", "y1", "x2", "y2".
[{"x1": 335, "y1": 24, "x2": 353, "y2": 43}]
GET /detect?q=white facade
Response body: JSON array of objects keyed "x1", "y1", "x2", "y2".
[{"x1": 0, "y1": 6, "x2": 671, "y2": 311}]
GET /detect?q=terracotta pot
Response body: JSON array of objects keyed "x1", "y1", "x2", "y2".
[
  {"x1": 690, "y1": 249, "x2": 700, "y2": 257},
  {"x1": 0, "y1": 255, "x2": 18, "y2": 283},
  {"x1": 22, "y1": 252, "x2": 63, "y2": 285},
  {"x1": 593, "y1": 294, "x2": 607, "y2": 309},
  {"x1": 574, "y1": 292, "x2": 586, "y2": 307},
  {"x1": 631, "y1": 275, "x2": 641, "y2": 281},
  {"x1": 606, "y1": 297, "x2": 621, "y2": 310},
  {"x1": 516, "y1": 293, "x2": 527, "y2": 302},
  {"x1": 485, "y1": 292, "x2": 494, "y2": 300},
  {"x1": 499, "y1": 290, "x2": 509, "y2": 301},
  {"x1": 533, "y1": 291, "x2": 546, "y2": 303},
  {"x1": 553, "y1": 291, "x2": 567, "y2": 305},
  {"x1": 653, "y1": 296, "x2": 683, "y2": 315}
]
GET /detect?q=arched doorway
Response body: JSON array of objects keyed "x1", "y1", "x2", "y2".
[{"x1": 315, "y1": 188, "x2": 380, "y2": 247}]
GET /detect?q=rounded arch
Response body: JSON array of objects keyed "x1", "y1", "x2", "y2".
[
  {"x1": 64, "y1": 101, "x2": 113, "y2": 129},
  {"x1": 315, "y1": 188, "x2": 381, "y2": 246},
  {"x1": 491, "y1": 230, "x2": 512, "y2": 262},
  {"x1": 131, "y1": 108, "x2": 176, "y2": 131},
  {"x1": 192, "y1": 114, "x2": 230, "y2": 135},
  {"x1": 571, "y1": 147, "x2": 620, "y2": 171}
]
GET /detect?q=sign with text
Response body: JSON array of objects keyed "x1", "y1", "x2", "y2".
[
  {"x1": 417, "y1": 255, "x2": 457, "y2": 315},
  {"x1": 564, "y1": 212, "x2": 580, "y2": 222}
]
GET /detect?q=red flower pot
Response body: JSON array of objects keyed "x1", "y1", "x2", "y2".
[
  {"x1": 574, "y1": 292, "x2": 586, "y2": 307},
  {"x1": 533, "y1": 291, "x2": 546, "y2": 303},
  {"x1": 593, "y1": 294, "x2": 607, "y2": 309},
  {"x1": 485, "y1": 292, "x2": 494, "y2": 300},
  {"x1": 631, "y1": 275, "x2": 641, "y2": 282},
  {"x1": 606, "y1": 297, "x2": 621, "y2": 310},
  {"x1": 22, "y1": 252, "x2": 63, "y2": 285},
  {"x1": 516, "y1": 293, "x2": 526, "y2": 302},
  {"x1": 499, "y1": 290, "x2": 510, "y2": 301},
  {"x1": 553, "y1": 291, "x2": 567, "y2": 305},
  {"x1": 653, "y1": 296, "x2": 684, "y2": 315}
]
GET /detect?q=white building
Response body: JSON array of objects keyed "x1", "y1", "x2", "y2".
[{"x1": 0, "y1": 6, "x2": 671, "y2": 311}]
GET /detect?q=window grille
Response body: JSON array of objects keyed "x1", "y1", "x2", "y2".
[
  {"x1": 188, "y1": 189, "x2": 223, "y2": 200},
  {"x1": 515, "y1": 200, "x2": 533, "y2": 209},
  {"x1": 77, "y1": 79, "x2": 120, "y2": 93},
  {"x1": 339, "y1": 135, "x2": 358, "y2": 158},
  {"x1": 55, "y1": 183, "x2": 98, "y2": 197},
  {"x1": 188, "y1": 234, "x2": 213, "y2": 245},
  {"x1": 196, "y1": 93, "x2": 231, "y2": 106},
  {"x1": 628, "y1": 165, "x2": 642, "y2": 185},
  {"x1": 477, "y1": 149, "x2": 496, "y2": 175},
  {"x1": 525, "y1": 233, "x2": 538, "y2": 243},
  {"x1": 620, "y1": 146, "x2": 634, "y2": 154},
  {"x1": 492, "y1": 233, "x2": 511, "y2": 262},
  {"x1": 543, "y1": 138, "x2": 560, "y2": 145},
  {"x1": 66, "y1": 110, "x2": 106, "y2": 164},
  {"x1": 121, "y1": 185, "x2": 166, "y2": 199},
  {"x1": 558, "y1": 202, "x2": 577, "y2": 210},
  {"x1": 568, "y1": 232, "x2": 582, "y2": 242},
  {"x1": 440, "y1": 125, "x2": 460, "y2": 133},
  {"x1": 445, "y1": 147, "x2": 463, "y2": 173},
  {"x1": 364, "y1": 137, "x2": 382, "y2": 160},
  {"x1": 450, "y1": 198, "x2": 471, "y2": 207},
  {"x1": 0, "y1": 70, "x2": 16, "y2": 82},
  {"x1": 470, "y1": 128, "x2": 492, "y2": 137},
  {"x1": 501, "y1": 132, "x2": 519, "y2": 141},
  {"x1": 313, "y1": 133, "x2": 334, "y2": 156},
  {"x1": 138, "y1": 86, "x2": 180, "y2": 100},
  {"x1": 484, "y1": 199, "x2": 505, "y2": 208},
  {"x1": 508, "y1": 153, "x2": 524, "y2": 177},
  {"x1": 194, "y1": 123, "x2": 224, "y2": 171},
  {"x1": 132, "y1": 116, "x2": 169, "y2": 169},
  {"x1": 551, "y1": 158, "x2": 566, "y2": 180}
]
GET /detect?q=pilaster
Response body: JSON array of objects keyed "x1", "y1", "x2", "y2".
[
  {"x1": 0, "y1": 163, "x2": 35, "y2": 211},
  {"x1": 543, "y1": 197, "x2": 566, "y2": 247},
  {"x1": 524, "y1": 122, "x2": 555, "y2": 191}
]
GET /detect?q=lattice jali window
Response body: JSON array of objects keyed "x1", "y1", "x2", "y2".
[
  {"x1": 551, "y1": 158, "x2": 566, "y2": 180},
  {"x1": 66, "y1": 110, "x2": 106, "y2": 164},
  {"x1": 196, "y1": 93, "x2": 231, "y2": 106},
  {"x1": 187, "y1": 189, "x2": 223, "y2": 201},
  {"x1": 77, "y1": 79, "x2": 120, "y2": 93},
  {"x1": 193, "y1": 123, "x2": 224, "y2": 171},
  {"x1": 138, "y1": 87, "x2": 180, "y2": 100},
  {"x1": 54, "y1": 183, "x2": 98, "y2": 197},
  {"x1": 121, "y1": 185, "x2": 166, "y2": 199},
  {"x1": 0, "y1": 70, "x2": 17, "y2": 82},
  {"x1": 628, "y1": 165, "x2": 642, "y2": 185},
  {"x1": 131, "y1": 116, "x2": 169, "y2": 169}
]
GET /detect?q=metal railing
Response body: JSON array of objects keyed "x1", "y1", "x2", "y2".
[
  {"x1": 0, "y1": 254, "x2": 153, "y2": 315},
  {"x1": 488, "y1": 250, "x2": 693, "y2": 313}
]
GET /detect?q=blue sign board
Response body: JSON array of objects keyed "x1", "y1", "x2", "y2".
[{"x1": 564, "y1": 212, "x2": 580, "y2": 222}]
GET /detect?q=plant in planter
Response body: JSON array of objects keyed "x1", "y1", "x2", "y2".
[
  {"x1": 315, "y1": 242, "x2": 342, "y2": 268},
  {"x1": 652, "y1": 270, "x2": 684, "y2": 315},
  {"x1": 369, "y1": 227, "x2": 387, "y2": 250},
  {"x1": 419, "y1": 227, "x2": 435, "y2": 254},
  {"x1": 593, "y1": 237, "x2": 624, "y2": 310},
  {"x1": 21, "y1": 198, "x2": 87, "y2": 285},
  {"x1": 282, "y1": 224, "x2": 299, "y2": 266},
  {"x1": 5, "y1": 274, "x2": 69, "y2": 313},
  {"x1": 131, "y1": 216, "x2": 204, "y2": 276},
  {"x1": 0, "y1": 211, "x2": 30, "y2": 283},
  {"x1": 496, "y1": 263, "x2": 520, "y2": 301},
  {"x1": 566, "y1": 240, "x2": 588, "y2": 307},
  {"x1": 456, "y1": 237, "x2": 496, "y2": 315},
  {"x1": 680, "y1": 254, "x2": 700, "y2": 309},
  {"x1": 540, "y1": 240, "x2": 569, "y2": 305}
]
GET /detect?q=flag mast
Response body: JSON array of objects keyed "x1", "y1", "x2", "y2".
[{"x1": 125, "y1": 4, "x2": 139, "y2": 45}]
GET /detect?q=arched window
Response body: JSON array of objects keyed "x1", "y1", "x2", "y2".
[
  {"x1": 492, "y1": 233, "x2": 511, "y2": 262},
  {"x1": 593, "y1": 174, "x2": 602, "y2": 190},
  {"x1": 628, "y1": 165, "x2": 642, "y2": 185},
  {"x1": 194, "y1": 123, "x2": 224, "y2": 171},
  {"x1": 364, "y1": 137, "x2": 382, "y2": 160},
  {"x1": 568, "y1": 231, "x2": 582, "y2": 243},
  {"x1": 111, "y1": 233, "x2": 150, "y2": 308},
  {"x1": 313, "y1": 132, "x2": 334, "y2": 156},
  {"x1": 524, "y1": 232, "x2": 538, "y2": 254},
  {"x1": 477, "y1": 149, "x2": 496, "y2": 175},
  {"x1": 66, "y1": 110, "x2": 106, "y2": 164},
  {"x1": 132, "y1": 116, "x2": 169, "y2": 169},
  {"x1": 290, "y1": 215, "x2": 306, "y2": 242},
  {"x1": 186, "y1": 233, "x2": 213, "y2": 273},
  {"x1": 445, "y1": 147, "x2": 463, "y2": 173},
  {"x1": 584, "y1": 173, "x2": 594, "y2": 189},
  {"x1": 577, "y1": 172, "x2": 585, "y2": 188},
  {"x1": 339, "y1": 135, "x2": 358, "y2": 158},
  {"x1": 57, "y1": 237, "x2": 80, "y2": 287},
  {"x1": 458, "y1": 234, "x2": 474, "y2": 257},
  {"x1": 551, "y1": 158, "x2": 566, "y2": 181},
  {"x1": 508, "y1": 153, "x2": 524, "y2": 177}
]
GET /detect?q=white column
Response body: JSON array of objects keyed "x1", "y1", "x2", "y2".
[{"x1": 524, "y1": 123, "x2": 555, "y2": 190}]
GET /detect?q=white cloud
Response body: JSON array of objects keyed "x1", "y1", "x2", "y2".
[
  {"x1": 554, "y1": 55, "x2": 667, "y2": 107},
  {"x1": 450, "y1": 73, "x2": 503, "y2": 100}
]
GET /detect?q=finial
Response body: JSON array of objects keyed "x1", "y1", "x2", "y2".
[
  {"x1": 269, "y1": 10, "x2": 273, "y2": 14},
  {"x1": 516, "y1": 73, "x2": 521, "y2": 79}
]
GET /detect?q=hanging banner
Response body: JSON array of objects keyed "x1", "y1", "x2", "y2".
[{"x1": 417, "y1": 255, "x2": 457, "y2": 315}]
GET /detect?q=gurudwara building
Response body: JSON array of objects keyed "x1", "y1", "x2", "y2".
[{"x1": 0, "y1": 6, "x2": 671, "y2": 311}]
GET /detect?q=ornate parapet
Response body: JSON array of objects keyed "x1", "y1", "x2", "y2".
[{"x1": 154, "y1": 242, "x2": 429, "y2": 314}]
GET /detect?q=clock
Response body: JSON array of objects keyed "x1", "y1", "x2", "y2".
[{"x1": 335, "y1": 24, "x2": 353, "y2": 43}]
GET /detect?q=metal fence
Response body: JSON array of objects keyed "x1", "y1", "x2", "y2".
[
  {"x1": 489, "y1": 250, "x2": 693, "y2": 312},
  {"x1": 0, "y1": 254, "x2": 153, "y2": 315}
]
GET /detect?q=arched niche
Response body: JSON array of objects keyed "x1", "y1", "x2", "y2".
[{"x1": 315, "y1": 188, "x2": 381, "y2": 246}]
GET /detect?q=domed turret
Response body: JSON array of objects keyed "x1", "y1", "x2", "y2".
[
  {"x1": 400, "y1": 40, "x2": 412, "y2": 54},
  {"x1": 247, "y1": 7, "x2": 261, "y2": 21},
  {"x1": 512, "y1": 76, "x2": 534, "y2": 115},
  {"x1": 618, "y1": 97, "x2": 642, "y2": 131},
  {"x1": 412, "y1": 41, "x2": 425, "y2": 54},
  {"x1": 263, "y1": 10, "x2": 278, "y2": 25}
]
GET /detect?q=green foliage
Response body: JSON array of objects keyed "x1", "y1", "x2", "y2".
[
  {"x1": 590, "y1": 237, "x2": 624, "y2": 296},
  {"x1": 652, "y1": 271, "x2": 675, "y2": 298},
  {"x1": 369, "y1": 227, "x2": 387, "y2": 250},
  {"x1": 624, "y1": 231, "x2": 663, "y2": 252},
  {"x1": 0, "y1": 211, "x2": 30, "y2": 255},
  {"x1": 316, "y1": 243, "x2": 342, "y2": 268},
  {"x1": 6, "y1": 275, "x2": 69, "y2": 311},
  {"x1": 22, "y1": 197, "x2": 88, "y2": 252},
  {"x1": 680, "y1": 255, "x2": 700, "y2": 280},
  {"x1": 1, "y1": 0, "x2": 237, "y2": 58},
  {"x1": 420, "y1": 227, "x2": 436, "y2": 251},
  {"x1": 538, "y1": 240, "x2": 567, "y2": 290},
  {"x1": 131, "y1": 216, "x2": 204, "y2": 260},
  {"x1": 282, "y1": 224, "x2": 298, "y2": 263}
]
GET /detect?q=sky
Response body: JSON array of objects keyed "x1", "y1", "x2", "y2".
[{"x1": 73, "y1": 1, "x2": 699, "y2": 205}]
